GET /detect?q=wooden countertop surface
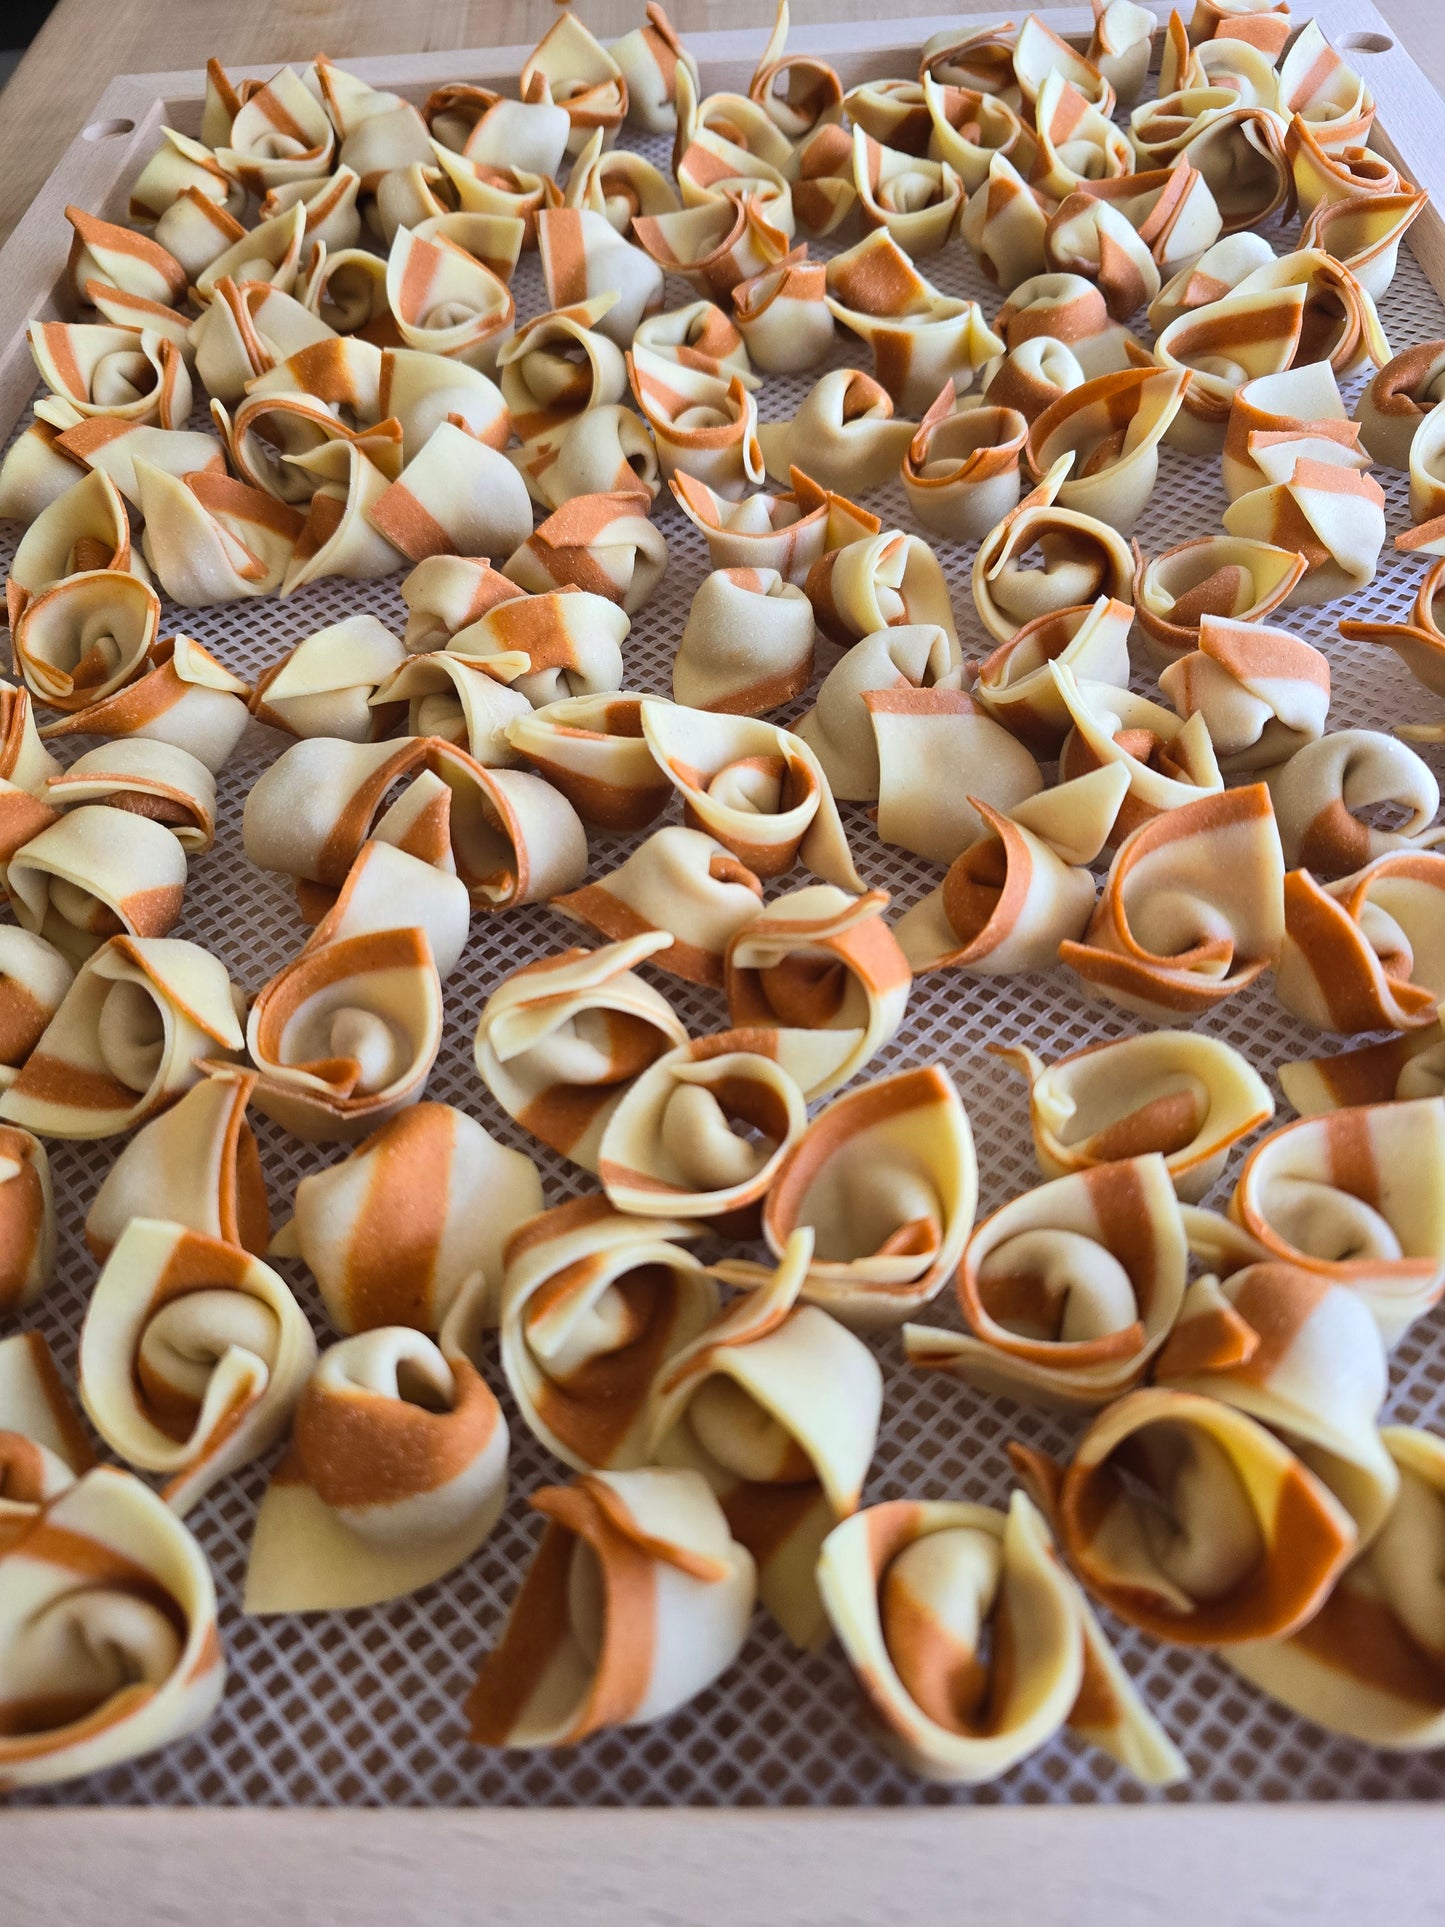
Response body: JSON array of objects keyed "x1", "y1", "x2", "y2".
[{"x1": 3, "y1": 1, "x2": 1445, "y2": 1919}]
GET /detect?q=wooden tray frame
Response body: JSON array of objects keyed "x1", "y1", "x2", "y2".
[{"x1": 4, "y1": 2, "x2": 1445, "y2": 1917}]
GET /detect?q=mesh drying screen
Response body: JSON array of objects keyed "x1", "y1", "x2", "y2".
[{"x1": 7, "y1": 103, "x2": 1445, "y2": 1810}]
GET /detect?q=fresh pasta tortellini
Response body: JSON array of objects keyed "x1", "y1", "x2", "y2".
[
  {"x1": 465, "y1": 1466, "x2": 755, "y2": 1747},
  {"x1": 1000, "y1": 1031, "x2": 1274, "y2": 1201},
  {"x1": 79, "y1": 1217, "x2": 317, "y2": 1514},
  {"x1": 818, "y1": 1490, "x2": 1185, "y2": 1787},
  {"x1": 904, "y1": 1154, "x2": 1189, "y2": 1407}
]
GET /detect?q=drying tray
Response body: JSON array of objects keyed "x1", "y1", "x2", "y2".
[{"x1": 4, "y1": 0, "x2": 1445, "y2": 1814}]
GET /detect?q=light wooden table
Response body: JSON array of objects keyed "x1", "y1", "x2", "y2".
[{"x1": 5, "y1": 2, "x2": 1445, "y2": 1920}]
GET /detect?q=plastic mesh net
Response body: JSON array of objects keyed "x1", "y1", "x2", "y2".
[{"x1": 7, "y1": 96, "x2": 1445, "y2": 1810}]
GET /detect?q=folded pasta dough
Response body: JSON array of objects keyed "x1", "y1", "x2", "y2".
[
  {"x1": 649, "y1": 1227, "x2": 882, "y2": 1645},
  {"x1": 3, "y1": 805, "x2": 186, "y2": 964},
  {"x1": 244, "y1": 1299, "x2": 509, "y2": 1612},
  {"x1": 901, "y1": 393, "x2": 1028, "y2": 542},
  {"x1": 272, "y1": 1101, "x2": 540, "y2": 1334},
  {"x1": 260, "y1": 167, "x2": 365, "y2": 261},
  {"x1": 817, "y1": 1490, "x2": 1185, "y2": 1787},
  {"x1": 795, "y1": 623, "x2": 961, "y2": 801},
  {"x1": 1088, "y1": 0, "x2": 1156, "y2": 104},
  {"x1": 500, "y1": 1196, "x2": 714, "y2": 1470},
  {"x1": 974, "y1": 595, "x2": 1133, "y2": 754},
  {"x1": 1228, "y1": 1426, "x2": 1445, "y2": 1746},
  {"x1": 633, "y1": 190, "x2": 790, "y2": 305},
  {"x1": 1266, "y1": 729, "x2": 1441, "y2": 876},
  {"x1": 994, "y1": 273, "x2": 1137, "y2": 379},
  {"x1": 991, "y1": 341, "x2": 1098, "y2": 435},
  {"x1": 495, "y1": 294, "x2": 626, "y2": 449},
  {"x1": 424, "y1": 81, "x2": 569, "y2": 176},
  {"x1": 791, "y1": 121, "x2": 858, "y2": 236},
  {"x1": 1152, "y1": 284, "x2": 1306, "y2": 453},
  {"x1": 921, "y1": 74, "x2": 1031, "y2": 194},
  {"x1": 905, "y1": 1154, "x2": 1188, "y2": 1406},
  {"x1": 724, "y1": 885, "x2": 911, "y2": 1096},
  {"x1": 1278, "y1": 19, "x2": 1373, "y2": 152},
  {"x1": 670, "y1": 466, "x2": 879, "y2": 580},
  {"x1": 65, "y1": 206, "x2": 186, "y2": 314},
  {"x1": 465, "y1": 1463, "x2": 755, "y2": 1745},
  {"x1": 399, "y1": 554, "x2": 523, "y2": 652},
  {"x1": 440, "y1": 589, "x2": 625, "y2": 706},
  {"x1": 79, "y1": 1216, "x2": 315, "y2": 1514},
  {"x1": 1013, "y1": 15, "x2": 1113, "y2": 113},
  {"x1": 641, "y1": 699, "x2": 862, "y2": 889},
  {"x1": 0, "y1": 1465, "x2": 224, "y2": 1788},
  {"x1": 377, "y1": 346, "x2": 511, "y2": 457},
  {"x1": 29, "y1": 324, "x2": 191, "y2": 432},
  {"x1": 0, "y1": 1330, "x2": 92, "y2": 1533},
  {"x1": 756, "y1": 369, "x2": 916, "y2": 491},
  {"x1": 1219, "y1": 1101, "x2": 1445, "y2": 1344},
  {"x1": 851, "y1": 128, "x2": 964, "y2": 259},
  {"x1": 48, "y1": 417, "x2": 226, "y2": 513},
  {"x1": 748, "y1": 0, "x2": 843, "y2": 138},
  {"x1": 554, "y1": 827, "x2": 762, "y2": 988},
  {"x1": 35, "y1": 741, "x2": 216, "y2": 854},
  {"x1": 188, "y1": 278, "x2": 334, "y2": 403},
  {"x1": 999, "y1": 1030, "x2": 1273, "y2": 1201},
  {"x1": 732, "y1": 249, "x2": 833, "y2": 375},
  {"x1": 504, "y1": 491, "x2": 668, "y2": 613},
  {"x1": 1028, "y1": 69, "x2": 1133, "y2": 206},
  {"x1": 627, "y1": 353, "x2": 763, "y2": 499},
  {"x1": 1278, "y1": 1022, "x2": 1445, "y2": 1117},
  {"x1": 245, "y1": 734, "x2": 588, "y2": 915},
  {"x1": 1154, "y1": 1262, "x2": 1396, "y2": 1547},
  {"x1": 385, "y1": 221, "x2": 514, "y2": 372},
  {"x1": 7, "y1": 469, "x2": 141, "y2": 617},
  {"x1": 369, "y1": 652, "x2": 531, "y2": 767},
  {"x1": 1277, "y1": 853, "x2": 1445, "y2": 1036},
  {"x1": 673, "y1": 566, "x2": 814, "y2": 714},
  {"x1": 365, "y1": 423, "x2": 532, "y2": 565},
  {"x1": 1157, "y1": 615, "x2": 1330, "y2": 772},
  {"x1": 1054, "y1": 666, "x2": 1222, "y2": 845},
  {"x1": 1220, "y1": 360, "x2": 1361, "y2": 502},
  {"x1": 133, "y1": 463, "x2": 303, "y2": 606},
  {"x1": 11, "y1": 569, "x2": 160, "y2": 714},
  {"x1": 246, "y1": 911, "x2": 443, "y2": 1143},
  {"x1": 1026, "y1": 367, "x2": 1190, "y2": 534},
  {"x1": 869, "y1": 688, "x2": 1045, "y2": 866},
  {"x1": 212, "y1": 62, "x2": 335, "y2": 192},
  {"x1": 1190, "y1": 0, "x2": 1291, "y2": 55},
  {"x1": 426, "y1": 148, "x2": 554, "y2": 245},
  {"x1": 1060, "y1": 783, "x2": 1285, "y2": 1022},
  {"x1": 35, "y1": 635, "x2": 251, "y2": 774},
  {"x1": 0, "y1": 929, "x2": 73, "y2": 1094},
  {"x1": 597, "y1": 1031, "x2": 810, "y2": 1224},
  {"x1": 1223, "y1": 452, "x2": 1387, "y2": 604},
  {"x1": 213, "y1": 389, "x2": 400, "y2": 507},
  {"x1": 0, "y1": 415, "x2": 87, "y2": 526},
  {"x1": 716, "y1": 1066, "x2": 976, "y2": 1337},
  {"x1": 1301, "y1": 191, "x2": 1427, "y2": 305},
  {"x1": 0, "y1": 936, "x2": 241, "y2": 1140},
  {"x1": 891, "y1": 785, "x2": 1114, "y2": 974},
  {"x1": 1011, "y1": 1385, "x2": 1356, "y2": 1643},
  {"x1": 0, "y1": 1123, "x2": 52, "y2": 1312},
  {"x1": 920, "y1": 22, "x2": 1021, "y2": 95},
  {"x1": 1407, "y1": 400, "x2": 1445, "y2": 534},
  {"x1": 632, "y1": 299, "x2": 756, "y2": 385},
  {"x1": 314, "y1": 58, "x2": 433, "y2": 186},
  {"x1": 806, "y1": 526, "x2": 959, "y2": 650},
  {"x1": 522, "y1": 12, "x2": 628, "y2": 153},
  {"x1": 249, "y1": 615, "x2": 406, "y2": 742},
  {"x1": 128, "y1": 121, "x2": 242, "y2": 222},
  {"x1": 1131, "y1": 534, "x2": 1307, "y2": 664},
  {"x1": 473, "y1": 933, "x2": 689, "y2": 1168},
  {"x1": 84, "y1": 1064, "x2": 267, "y2": 1263},
  {"x1": 505, "y1": 692, "x2": 672, "y2": 833},
  {"x1": 826, "y1": 279, "x2": 1004, "y2": 419},
  {"x1": 972, "y1": 457, "x2": 1134, "y2": 643},
  {"x1": 538, "y1": 207, "x2": 665, "y2": 346},
  {"x1": 1353, "y1": 340, "x2": 1445, "y2": 470},
  {"x1": 612, "y1": 4, "x2": 698, "y2": 134},
  {"x1": 1288, "y1": 114, "x2": 1408, "y2": 217},
  {"x1": 958, "y1": 154, "x2": 1049, "y2": 291}
]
